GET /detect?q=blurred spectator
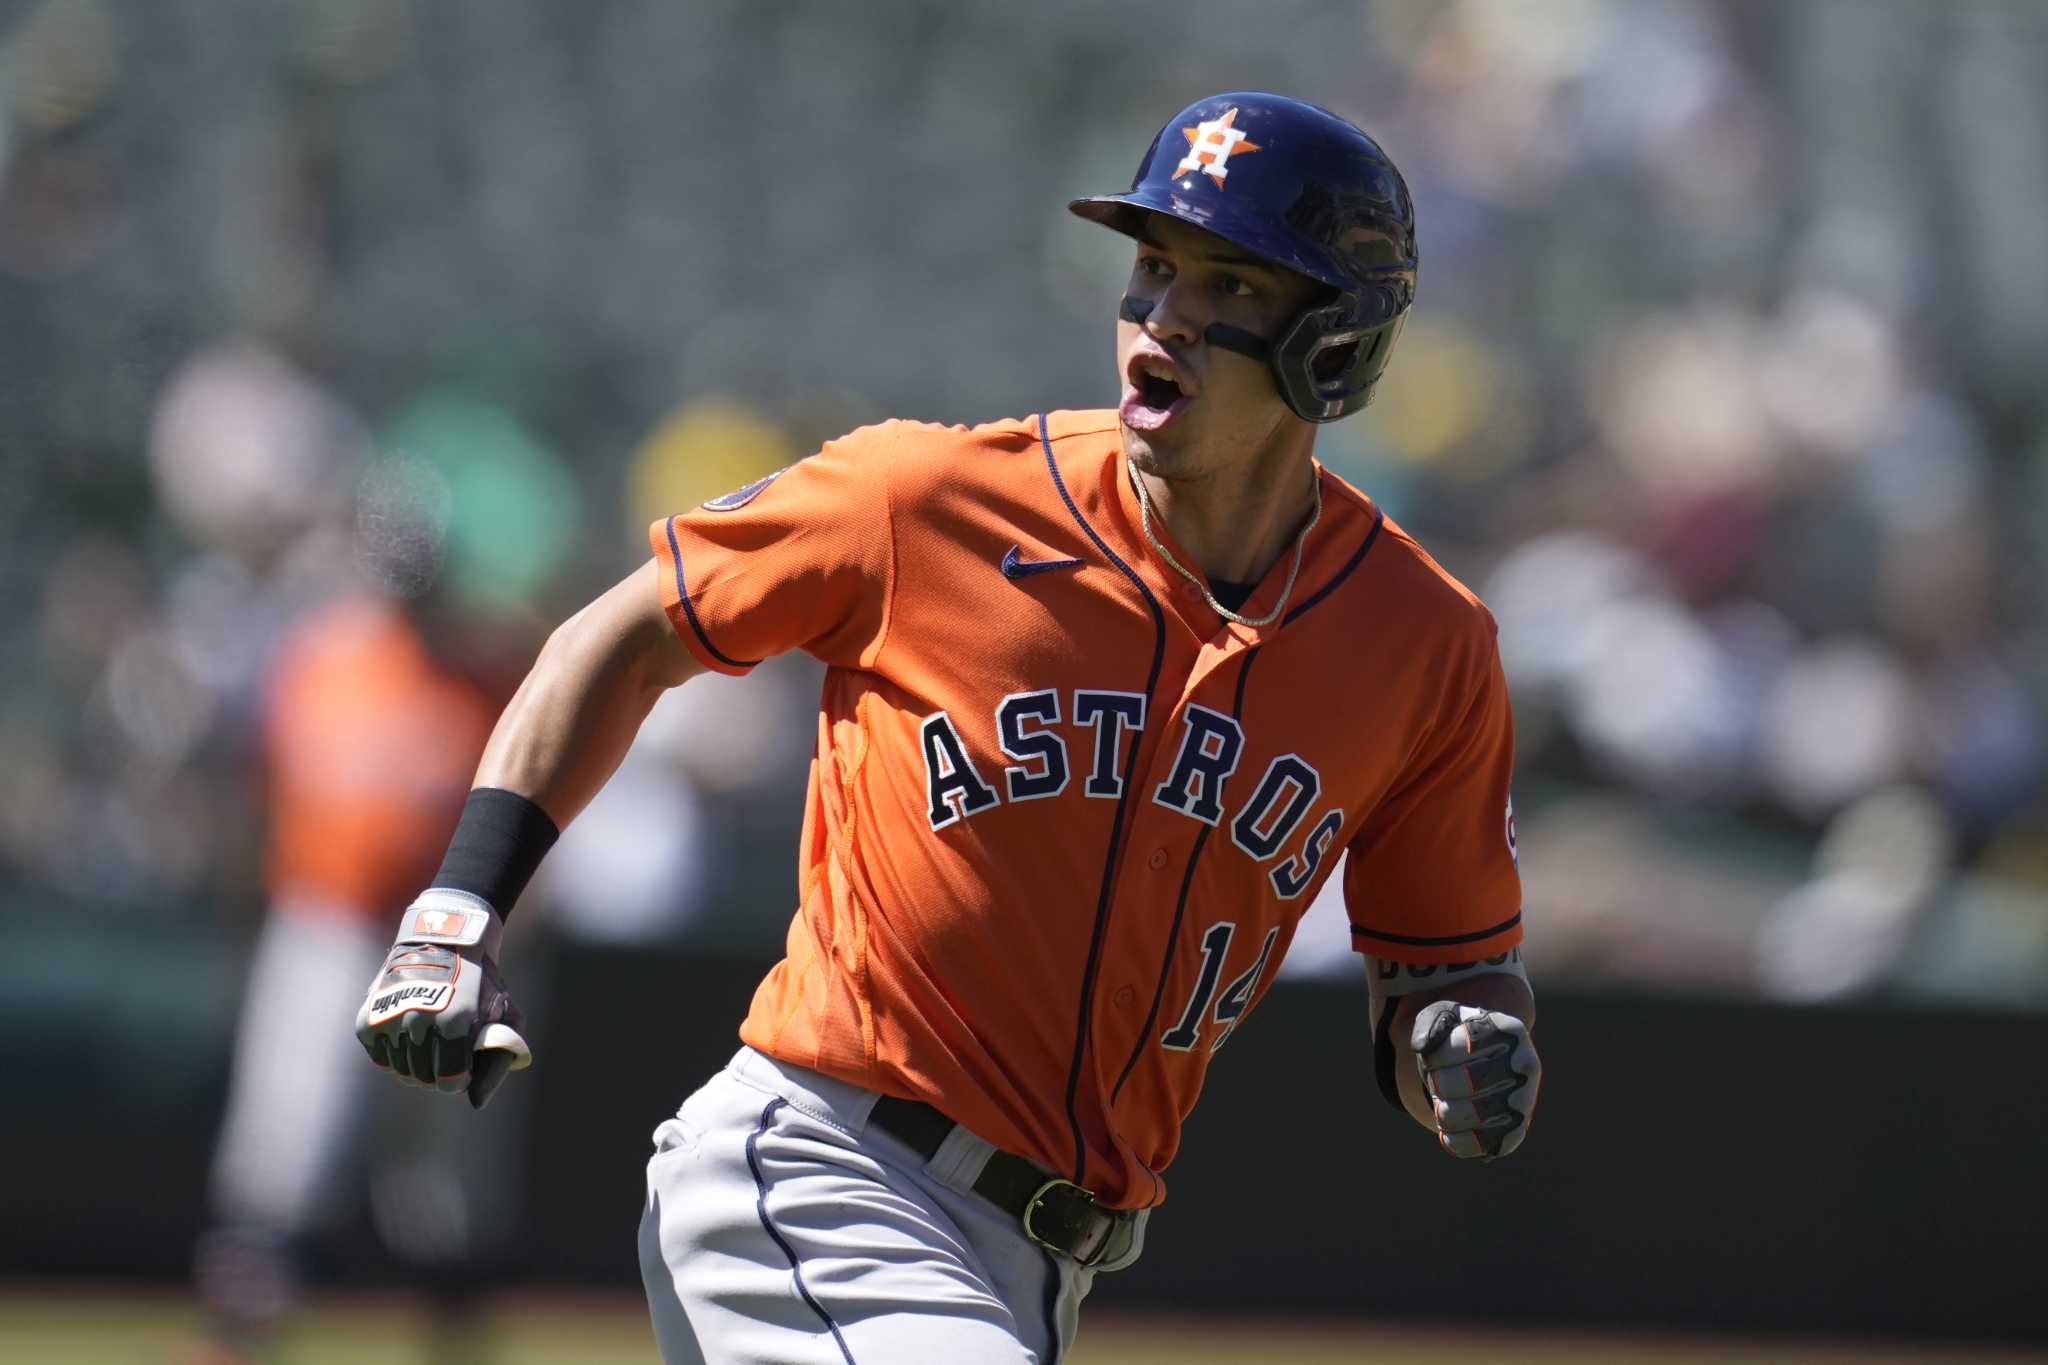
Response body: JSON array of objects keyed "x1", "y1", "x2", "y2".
[
  {"x1": 191, "y1": 466, "x2": 534, "y2": 1360},
  {"x1": 1754, "y1": 784, "x2": 1952, "y2": 1002}
]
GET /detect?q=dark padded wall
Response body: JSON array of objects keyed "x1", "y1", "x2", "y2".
[{"x1": 9, "y1": 947, "x2": 2034, "y2": 1345}]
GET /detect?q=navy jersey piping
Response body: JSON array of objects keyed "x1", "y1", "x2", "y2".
[
  {"x1": 666, "y1": 517, "x2": 762, "y2": 670},
  {"x1": 745, "y1": 1098, "x2": 858, "y2": 1364},
  {"x1": 1282, "y1": 504, "x2": 1384, "y2": 626},
  {"x1": 1113, "y1": 820, "x2": 1213, "y2": 1112},
  {"x1": 1110, "y1": 646, "x2": 1261, "y2": 1111},
  {"x1": 1349, "y1": 910, "x2": 1523, "y2": 947},
  {"x1": 1040, "y1": 415, "x2": 1166, "y2": 1189}
]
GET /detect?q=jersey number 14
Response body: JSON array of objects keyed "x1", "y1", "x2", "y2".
[{"x1": 1161, "y1": 921, "x2": 1281, "y2": 1053}]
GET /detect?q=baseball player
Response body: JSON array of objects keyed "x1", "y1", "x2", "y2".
[
  {"x1": 196, "y1": 587, "x2": 513, "y2": 1362},
  {"x1": 356, "y1": 92, "x2": 1540, "y2": 1364}
]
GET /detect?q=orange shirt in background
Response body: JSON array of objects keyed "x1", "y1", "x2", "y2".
[{"x1": 263, "y1": 598, "x2": 499, "y2": 921}]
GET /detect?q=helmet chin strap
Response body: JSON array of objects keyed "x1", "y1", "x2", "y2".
[{"x1": 1119, "y1": 294, "x2": 1273, "y2": 364}]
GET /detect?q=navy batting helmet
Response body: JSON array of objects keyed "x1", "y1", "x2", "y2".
[{"x1": 1070, "y1": 92, "x2": 1417, "y2": 422}]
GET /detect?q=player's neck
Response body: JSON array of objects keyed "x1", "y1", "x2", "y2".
[{"x1": 1134, "y1": 440, "x2": 1319, "y2": 586}]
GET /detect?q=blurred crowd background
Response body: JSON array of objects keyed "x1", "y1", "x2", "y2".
[
  {"x1": 9, "y1": 0, "x2": 2046, "y2": 1009},
  {"x1": 8, "y1": 0, "x2": 2048, "y2": 1354}
]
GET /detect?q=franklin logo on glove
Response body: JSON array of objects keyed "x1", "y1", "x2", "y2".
[{"x1": 367, "y1": 982, "x2": 453, "y2": 1023}]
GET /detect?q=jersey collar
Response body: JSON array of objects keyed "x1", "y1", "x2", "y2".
[{"x1": 1104, "y1": 445, "x2": 1353, "y2": 641}]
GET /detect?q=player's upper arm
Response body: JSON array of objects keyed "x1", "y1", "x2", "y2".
[
  {"x1": 648, "y1": 424, "x2": 897, "y2": 676},
  {"x1": 1343, "y1": 615, "x2": 1522, "y2": 965},
  {"x1": 554, "y1": 557, "x2": 708, "y2": 693}
]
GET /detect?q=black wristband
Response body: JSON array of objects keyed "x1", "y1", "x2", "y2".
[{"x1": 431, "y1": 787, "x2": 560, "y2": 920}]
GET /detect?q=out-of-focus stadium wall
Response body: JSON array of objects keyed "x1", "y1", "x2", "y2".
[{"x1": 8, "y1": 942, "x2": 2037, "y2": 1346}]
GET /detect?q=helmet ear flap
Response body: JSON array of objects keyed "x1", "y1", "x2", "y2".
[
  {"x1": 1271, "y1": 299, "x2": 1408, "y2": 422},
  {"x1": 1310, "y1": 332, "x2": 1366, "y2": 384}
]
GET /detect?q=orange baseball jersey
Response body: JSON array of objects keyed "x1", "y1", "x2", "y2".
[
  {"x1": 264, "y1": 598, "x2": 500, "y2": 920},
  {"x1": 651, "y1": 410, "x2": 1521, "y2": 1210}
]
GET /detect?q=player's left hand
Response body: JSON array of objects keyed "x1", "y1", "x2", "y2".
[{"x1": 1411, "y1": 1000, "x2": 1540, "y2": 1161}]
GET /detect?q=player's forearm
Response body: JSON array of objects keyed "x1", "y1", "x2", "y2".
[
  {"x1": 1390, "y1": 971, "x2": 1536, "y2": 1129},
  {"x1": 473, "y1": 559, "x2": 703, "y2": 828}
]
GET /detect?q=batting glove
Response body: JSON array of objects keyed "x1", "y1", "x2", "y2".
[
  {"x1": 1411, "y1": 999, "x2": 1540, "y2": 1161},
  {"x1": 355, "y1": 888, "x2": 532, "y2": 1110}
]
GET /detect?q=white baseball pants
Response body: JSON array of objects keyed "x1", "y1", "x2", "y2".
[
  {"x1": 637, "y1": 1046, "x2": 1146, "y2": 1365},
  {"x1": 206, "y1": 905, "x2": 389, "y2": 1237}
]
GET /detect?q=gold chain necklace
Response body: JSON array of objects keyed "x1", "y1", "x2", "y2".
[{"x1": 1126, "y1": 453, "x2": 1322, "y2": 629}]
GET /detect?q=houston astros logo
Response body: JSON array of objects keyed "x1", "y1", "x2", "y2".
[{"x1": 1175, "y1": 107, "x2": 1261, "y2": 187}]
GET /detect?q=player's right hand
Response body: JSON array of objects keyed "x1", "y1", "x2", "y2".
[{"x1": 354, "y1": 888, "x2": 532, "y2": 1110}]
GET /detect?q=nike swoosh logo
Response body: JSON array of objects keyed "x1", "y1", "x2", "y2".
[{"x1": 1001, "y1": 544, "x2": 1084, "y2": 580}]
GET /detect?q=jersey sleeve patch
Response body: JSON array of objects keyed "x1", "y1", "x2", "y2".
[{"x1": 700, "y1": 465, "x2": 790, "y2": 511}]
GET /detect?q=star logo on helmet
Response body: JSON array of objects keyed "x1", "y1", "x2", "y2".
[{"x1": 1174, "y1": 107, "x2": 1262, "y2": 187}]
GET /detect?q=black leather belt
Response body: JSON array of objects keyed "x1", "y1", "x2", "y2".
[{"x1": 869, "y1": 1094, "x2": 1136, "y2": 1268}]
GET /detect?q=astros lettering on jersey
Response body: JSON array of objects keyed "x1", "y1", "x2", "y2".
[{"x1": 652, "y1": 410, "x2": 1522, "y2": 1211}]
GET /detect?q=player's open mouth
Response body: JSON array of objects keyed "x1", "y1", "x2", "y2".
[{"x1": 1120, "y1": 356, "x2": 1191, "y2": 433}]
